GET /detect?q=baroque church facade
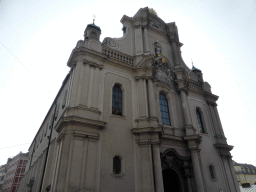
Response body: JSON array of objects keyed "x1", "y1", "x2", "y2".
[{"x1": 18, "y1": 7, "x2": 239, "y2": 192}]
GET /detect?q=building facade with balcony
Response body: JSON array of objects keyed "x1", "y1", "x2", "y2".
[
  {"x1": 1, "y1": 152, "x2": 28, "y2": 192},
  {"x1": 18, "y1": 7, "x2": 239, "y2": 192}
]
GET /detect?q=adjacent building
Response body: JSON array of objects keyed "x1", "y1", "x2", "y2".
[
  {"x1": 18, "y1": 7, "x2": 239, "y2": 192},
  {"x1": 0, "y1": 164, "x2": 6, "y2": 192},
  {"x1": 1, "y1": 152, "x2": 28, "y2": 192},
  {"x1": 234, "y1": 161, "x2": 256, "y2": 186}
]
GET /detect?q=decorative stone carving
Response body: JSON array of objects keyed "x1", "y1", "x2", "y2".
[
  {"x1": 153, "y1": 42, "x2": 173, "y2": 87},
  {"x1": 189, "y1": 72, "x2": 198, "y2": 81},
  {"x1": 102, "y1": 37, "x2": 119, "y2": 50},
  {"x1": 153, "y1": 58, "x2": 173, "y2": 87},
  {"x1": 161, "y1": 139, "x2": 185, "y2": 147},
  {"x1": 154, "y1": 42, "x2": 162, "y2": 56},
  {"x1": 149, "y1": 19, "x2": 161, "y2": 30}
]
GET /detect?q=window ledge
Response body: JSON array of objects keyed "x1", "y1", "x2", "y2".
[
  {"x1": 161, "y1": 125, "x2": 173, "y2": 129},
  {"x1": 110, "y1": 172, "x2": 125, "y2": 179},
  {"x1": 110, "y1": 114, "x2": 127, "y2": 120}
]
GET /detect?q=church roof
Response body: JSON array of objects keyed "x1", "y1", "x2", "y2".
[
  {"x1": 86, "y1": 22, "x2": 101, "y2": 31},
  {"x1": 234, "y1": 163, "x2": 256, "y2": 169},
  {"x1": 192, "y1": 65, "x2": 202, "y2": 72}
]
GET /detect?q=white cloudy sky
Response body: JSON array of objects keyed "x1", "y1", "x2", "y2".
[{"x1": 0, "y1": 0, "x2": 255, "y2": 166}]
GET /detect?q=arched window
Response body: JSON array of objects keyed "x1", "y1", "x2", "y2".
[
  {"x1": 196, "y1": 108, "x2": 205, "y2": 133},
  {"x1": 159, "y1": 93, "x2": 171, "y2": 126},
  {"x1": 113, "y1": 156, "x2": 121, "y2": 174},
  {"x1": 209, "y1": 165, "x2": 215, "y2": 179},
  {"x1": 112, "y1": 84, "x2": 122, "y2": 116}
]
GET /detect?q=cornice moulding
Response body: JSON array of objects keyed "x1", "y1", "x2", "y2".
[
  {"x1": 131, "y1": 127, "x2": 162, "y2": 134},
  {"x1": 55, "y1": 116, "x2": 107, "y2": 133},
  {"x1": 161, "y1": 134, "x2": 183, "y2": 141},
  {"x1": 67, "y1": 47, "x2": 106, "y2": 67}
]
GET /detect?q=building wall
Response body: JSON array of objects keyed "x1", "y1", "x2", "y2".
[
  {"x1": 0, "y1": 165, "x2": 6, "y2": 192},
  {"x1": 234, "y1": 163, "x2": 256, "y2": 186},
  {"x1": 18, "y1": 7, "x2": 239, "y2": 192},
  {"x1": 1, "y1": 153, "x2": 28, "y2": 192}
]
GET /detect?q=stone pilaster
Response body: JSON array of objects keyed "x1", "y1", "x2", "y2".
[
  {"x1": 131, "y1": 128, "x2": 162, "y2": 192},
  {"x1": 83, "y1": 135, "x2": 99, "y2": 192},
  {"x1": 55, "y1": 133, "x2": 72, "y2": 192},
  {"x1": 184, "y1": 135, "x2": 205, "y2": 192},
  {"x1": 134, "y1": 24, "x2": 143, "y2": 55},
  {"x1": 171, "y1": 40, "x2": 180, "y2": 67},
  {"x1": 137, "y1": 78, "x2": 148, "y2": 118},
  {"x1": 147, "y1": 78, "x2": 157, "y2": 118},
  {"x1": 143, "y1": 26, "x2": 150, "y2": 53},
  {"x1": 139, "y1": 141, "x2": 154, "y2": 192},
  {"x1": 152, "y1": 143, "x2": 164, "y2": 192}
]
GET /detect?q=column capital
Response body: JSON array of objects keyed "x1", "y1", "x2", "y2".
[
  {"x1": 184, "y1": 134, "x2": 202, "y2": 150},
  {"x1": 73, "y1": 131, "x2": 87, "y2": 140},
  {"x1": 56, "y1": 133, "x2": 65, "y2": 144},
  {"x1": 138, "y1": 141, "x2": 151, "y2": 147},
  {"x1": 82, "y1": 59, "x2": 103, "y2": 69},
  {"x1": 214, "y1": 143, "x2": 233, "y2": 158},
  {"x1": 88, "y1": 134, "x2": 99, "y2": 142},
  {"x1": 151, "y1": 141, "x2": 161, "y2": 146},
  {"x1": 189, "y1": 147, "x2": 201, "y2": 153}
]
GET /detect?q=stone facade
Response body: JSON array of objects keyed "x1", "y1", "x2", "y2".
[{"x1": 18, "y1": 7, "x2": 239, "y2": 192}]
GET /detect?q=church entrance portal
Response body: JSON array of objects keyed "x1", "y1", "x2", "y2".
[
  {"x1": 161, "y1": 149, "x2": 192, "y2": 192},
  {"x1": 162, "y1": 168, "x2": 181, "y2": 192}
]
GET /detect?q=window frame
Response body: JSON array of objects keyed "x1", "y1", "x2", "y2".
[
  {"x1": 111, "y1": 83, "x2": 125, "y2": 117},
  {"x1": 113, "y1": 156, "x2": 121, "y2": 174},
  {"x1": 208, "y1": 164, "x2": 217, "y2": 181},
  {"x1": 159, "y1": 93, "x2": 171, "y2": 126},
  {"x1": 21, "y1": 168, "x2": 25, "y2": 174},
  {"x1": 110, "y1": 154, "x2": 125, "y2": 178},
  {"x1": 196, "y1": 107, "x2": 206, "y2": 133}
]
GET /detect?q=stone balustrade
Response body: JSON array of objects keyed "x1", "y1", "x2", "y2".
[{"x1": 102, "y1": 45, "x2": 134, "y2": 65}]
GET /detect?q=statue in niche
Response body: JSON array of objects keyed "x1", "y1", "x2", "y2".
[
  {"x1": 153, "y1": 42, "x2": 173, "y2": 87},
  {"x1": 155, "y1": 42, "x2": 162, "y2": 56}
]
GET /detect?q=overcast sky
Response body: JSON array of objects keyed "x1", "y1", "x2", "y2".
[{"x1": 0, "y1": 0, "x2": 255, "y2": 166}]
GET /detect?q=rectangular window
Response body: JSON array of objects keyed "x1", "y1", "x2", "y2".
[{"x1": 113, "y1": 156, "x2": 121, "y2": 174}]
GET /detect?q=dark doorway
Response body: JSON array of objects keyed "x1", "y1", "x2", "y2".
[{"x1": 162, "y1": 169, "x2": 182, "y2": 192}]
